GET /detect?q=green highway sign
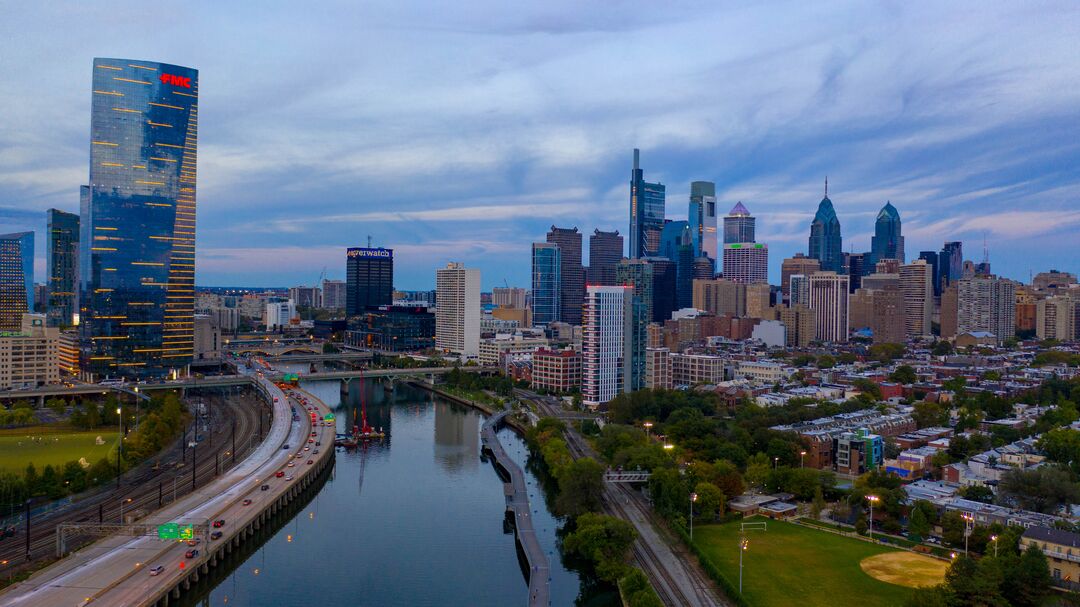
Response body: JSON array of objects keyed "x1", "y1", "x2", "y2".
[{"x1": 157, "y1": 523, "x2": 195, "y2": 540}]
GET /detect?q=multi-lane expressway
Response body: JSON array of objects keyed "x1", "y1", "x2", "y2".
[{"x1": 0, "y1": 376, "x2": 336, "y2": 607}]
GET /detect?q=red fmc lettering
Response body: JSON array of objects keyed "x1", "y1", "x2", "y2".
[{"x1": 159, "y1": 73, "x2": 192, "y2": 88}]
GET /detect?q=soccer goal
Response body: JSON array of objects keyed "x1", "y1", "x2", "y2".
[{"x1": 741, "y1": 521, "x2": 767, "y2": 532}]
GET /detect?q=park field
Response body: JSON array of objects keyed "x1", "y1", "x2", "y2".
[
  {"x1": 693, "y1": 518, "x2": 947, "y2": 607},
  {"x1": 0, "y1": 427, "x2": 120, "y2": 474}
]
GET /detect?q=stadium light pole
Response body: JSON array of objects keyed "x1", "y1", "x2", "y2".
[
  {"x1": 690, "y1": 492, "x2": 698, "y2": 541},
  {"x1": 866, "y1": 495, "x2": 880, "y2": 542},
  {"x1": 739, "y1": 538, "x2": 749, "y2": 594},
  {"x1": 962, "y1": 514, "x2": 973, "y2": 556},
  {"x1": 800, "y1": 451, "x2": 806, "y2": 468}
]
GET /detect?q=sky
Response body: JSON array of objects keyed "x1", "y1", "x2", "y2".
[{"x1": 2, "y1": 1, "x2": 1079, "y2": 290}]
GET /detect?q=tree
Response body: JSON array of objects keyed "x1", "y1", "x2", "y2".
[
  {"x1": 852, "y1": 378, "x2": 882, "y2": 400},
  {"x1": 945, "y1": 556, "x2": 1008, "y2": 607},
  {"x1": 1001, "y1": 544, "x2": 1053, "y2": 607},
  {"x1": 912, "y1": 401, "x2": 948, "y2": 429},
  {"x1": 869, "y1": 342, "x2": 906, "y2": 363},
  {"x1": 563, "y1": 513, "x2": 638, "y2": 582},
  {"x1": 648, "y1": 468, "x2": 688, "y2": 520},
  {"x1": 816, "y1": 355, "x2": 836, "y2": 369},
  {"x1": 1036, "y1": 428, "x2": 1080, "y2": 472},
  {"x1": 555, "y1": 458, "x2": 605, "y2": 517},
  {"x1": 1000, "y1": 466, "x2": 1080, "y2": 514},
  {"x1": 811, "y1": 485, "x2": 826, "y2": 520},
  {"x1": 931, "y1": 340, "x2": 953, "y2": 357},
  {"x1": 692, "y1": 482, "x2": 724, "y2": 522},
  {"x1": 889, "y1": 365, "x2": 917, "y2": 385},
  {"x1": 958, "y1": 485, "x2": 995, "y2": 504},
  {"x1": 907, "y1": 505, "x2": 930, "y2": 542}
]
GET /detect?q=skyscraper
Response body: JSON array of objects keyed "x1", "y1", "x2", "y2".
[
  {"x1": 918, "y1": 251, "x2": 940, "y2": 296},
  {"x1": 689, "y1": 181, "x2": 718, "y2": 260},
  {"x1": 582, "y1": 285, "x2": 633, "y2": 409},
  {"x1": 616, "y1": 260, "x2": 652, "y2": 391},
  {"x1": 781, "y1": 254, "x2": 820, "y2": 301},
  {"x1": 722, "y1": 243, "x2": 768, "y2": 284},
  {"x1": 0, "y1": 232, "x2": 34, "y2": 333},
  {"x1": 870, "y1": 202, "x2": 904, "y2": 265},
  {"x1": 79, "y1": 59, "x2": 198, "y2": 379},
  {"x1": 346, "y1": 248, "x2": 394, "y2": 315},
  {"x1": 957, "y1": 276, "x2": 1015, "y2": 345},
  {"x1": 723, "y1": 201, "x2": 756, "y2": 244},
  {"x1": 435, "y1": 262, "x2": 480, "y2": 357},
  {"x1": 531, "y1": 243, "x2": 561, "y2": 325},
  {"x1": 648, "y1": 258, "x2": 677, "y2": 323},
  {"x1": 46, "y1": 209, "x2": 79, "y2": 328},
  {"x1": 628, "y1": 149, "x2": 665, "y2": 259},
  {"x1": 808, "y1": 271, "x2": 849, "y2": 343},
  {"x1": 321, "y1": 279, "x2": 346, "y2": 310},
  {"x1": 899, "y1": 260, "x2": 933, "y2": 337},
  {"x1": 940, "y1": 241, "x2": 963, "y2": 288},
  {"x1": 808, "y1": 181, "x2": 843, "y2": 273},
  {"x1": 588, "y1": 229, "x2": 622, "y2": 286},
  {"x1": 546, "y1": 226, "x2": 583, "y2": 325}
]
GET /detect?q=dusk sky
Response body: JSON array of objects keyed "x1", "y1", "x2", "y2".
[{"x1": 2, "y1": 2, "x2": 1079, "y2": 290}]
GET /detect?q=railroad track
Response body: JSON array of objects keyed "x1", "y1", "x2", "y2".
[
  {"x1": 0, "y1": 389, "x2": 266, "y2": 567},
  {"x1": 605, "y1": 486, "x2": 692, "y2": 606}
]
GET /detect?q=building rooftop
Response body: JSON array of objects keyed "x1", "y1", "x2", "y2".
[{"x1": 1023, "y1": 526, "x2": 1080, "y2": 548}]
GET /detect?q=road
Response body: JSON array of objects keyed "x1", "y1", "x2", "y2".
[
  {"x1": 516, "y1": 390, "x2": 728, "y2": 607},
  {"x1": 0, "y1": 387, "x2": 265, "y2": 572},
  {"x1": 0, "y1": 376, "x2": 334, "y2": 607}
]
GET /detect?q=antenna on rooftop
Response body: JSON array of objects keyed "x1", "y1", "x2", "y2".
[{"x1": 367, "y1": 235, "x2": 372, "y2": 248}]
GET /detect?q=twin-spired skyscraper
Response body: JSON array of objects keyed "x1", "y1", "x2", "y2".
[{"x1": 79, "y1": 58, "x2": 198, "y2": 379}]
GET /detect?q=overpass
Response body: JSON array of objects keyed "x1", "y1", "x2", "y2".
[{"x1": 260, "y1": 351, "x2": 372, "y2": 364}]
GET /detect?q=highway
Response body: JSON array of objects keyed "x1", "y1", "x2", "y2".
[{"x1": 0, "y1": 376, "x2": 335, "y2": 607}]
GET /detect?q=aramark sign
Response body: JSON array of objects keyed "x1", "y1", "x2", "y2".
[{"x1": 347, "y1": 248, "x2": 393, "y2": 258}]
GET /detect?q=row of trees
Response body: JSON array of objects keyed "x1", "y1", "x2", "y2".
[{"x1": 906, "y1": 544, "x2": 1053, "y2": 607}]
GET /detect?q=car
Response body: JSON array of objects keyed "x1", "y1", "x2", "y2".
[
  {"x1": 212, "y1": 519, "x2": 225, "y2": 528},
  {"x1": 315, "y1": 441, "x2": 321, "y2": 446},
  {"x1": 242, "y1": 499, "x2": 253, "y2": 506},
  {"x1": 261, "y1": 484, "x2": 270, "y2": 491},
  {"x1": 282, "y1": 444, "x2": 290, "y2": 450},
  {"x1": 149, "y1": 565, "x2": 165, "y2": 576},
  {"x1": 310, "y1": 432, "x2": 317, "y2": 437},
  {"x1": 285, "y1": 475, "x2": 294, "y2": 481},
  {"x1": 313, "y1": 449, "x2": 319, "y2": 454},
  {"x1": 304, "y1": 447, "x2": 310, "y2": 451},
  {"x1": 308, "y1": 439, "x2": 314, "y2": 443},
  {"x1": 307, "y1": 460, "x2": 314, "y2": 465},
  {"x1": 210, "y1": 531, "x2": 222, "y2": 540},
  {"x1": 275, "y1": 471, "x2": 285, "y2": 478},
  {"x1": 186, "y1": 538, "x2": 200, "y2": 547},
  {"x1": 288, "y1": 462, "x2": 295, "y2": 467},
  {"x1": 185, "y1": 549, "x2": 199, "y2": 558}
]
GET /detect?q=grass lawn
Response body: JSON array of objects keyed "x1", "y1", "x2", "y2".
[
  {"x1": 0, "y1": 428, "x2": 120, "y2": 474},
  {"x1": 694, "y1": 518, "x2": 930, "y2": 607}
]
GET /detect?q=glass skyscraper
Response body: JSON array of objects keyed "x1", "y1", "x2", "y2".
[
  {"x1": 47, "y1": 209, "x2": 80, "y2": 327},
  {"x1": 531, "y1": 243, "x2": 561, "y2": 325},
  {"x1": 629, "y1": 149, "x2": 665, "y2": 259},
  {"x1": 723, "y1": 201, "x2": 756, "y2": 244},
  {"x1": 0, "y1": 232, "x2": 34, "y2": 332},
  {"x1": 80, "y1": 58, "x2": 198, "y2": 379},
  {"x1": 870, "y1": 201, "x2": 904, "y2": 266},
  {"x1": 688, "y1": 181, "x2": 717, "y2": 260},
  {"x1": 546, "y1": 226, "x2": 583, "y2": 325},
  {"x1": 808, "y1": 182, "x2": 843, "y2": 273},
  {"x1": 587, "y1": 229, "x2": 622, "y2": 286},
  {"x1": 346, "y1": 248, "x2": 394, "y2": 315},
  {"x1": 940, "y1": 241, "x2": 963, "y2": 288}
]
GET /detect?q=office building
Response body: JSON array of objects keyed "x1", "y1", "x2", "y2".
[
  {"x1": 940, "y1": 241, "x2": 963, "y2": 288},
  {"x1": 941, "y1": 284, "x2": 959, "y2": 339},
  {"x1": 628, "y1": 149, "x2": 665, "y2": 259},
  {"x1": 478, "y1": 333, "x2": 549, "y2": 366},
  {"x1": 46, "y1": 210, "x2": 79, "y2": 327},
  {"x1": 346, "y1": 305, "x2": 436, "y2": 352},
  {"x1": 723, "y1": 201, "x2": 755, "y2": 245},
  {"x1": 1033, "y1": 270, "x2": 1078, "y2": 292},
  {"x1": 346, "y1": 247, "x2": 394, "y2": 315},
  {"x1": 321, "y1": 279, "x2": 346, "y2": 310},
  {"x1": 808, "y1": 182, "x2": 843, "y2": 273},
  {"x1": 547, "y1": 226, "x2": 583, "y2": 325},
  {"x1": 851, "y1": 284, "x2": 905, "y2": 344},
  {"x1": 789, "y1": 275, "x2": 810, "y2": 308},
  {"x1": 779, "y1": 304, "x2": 816, "y2": 347},
  {"x1": 957, "y1": 277, "x2": 1016, "y2": 344},
  {"x1": 436, "y1": 262, "x2": 481, "y2": 358},
  {"x1": 0, "y1": 232, "x2": 34, "y2": 333},
  {"x1": 193, "y1": 314, "x2": 221, "y2": 362},
  {"x1": 492, "y1": 287, "x2": 527, "y2": 310},
  {"x1": 689, "y1": 181, "x2": 718, "y2": 261},
  {"x1": 582, "y1": 286, "x2": 633, "y2": 409},
  {"x1": 265, "y1": 300, "x2": 296, "y2": 330},
  {"x1": 846, "y1": 252, "x2": 868, "y2": 293},
  {"x1": 900, "y1": 260, "x2": 933, "y2": 338},
  {"x1": 1016, "y1": 286, "x2": 1038, "y2": 334},
  {"x1": 531, "y1": 348, "x2": 582, "y2": 393},
  {"x1": 870, "y1": 202, "x2": 904, "y2": 265},
  {"x1": 918, "y1": 251, "x2": 941, "y2": 296},
  {"x1": 781, "y1": 254, "x2": 820, "y2": 300},
  {"x1": 588, "y1": 229, "x2": 623, "y2": 286},
  {"x1": 808, "y1": 272, "x2": 849, "y2": 342},
  {"x1": 722, "y1": 243, "x2": 768, "y2": 283},
  {"x1": 1036, "y1": 295, "x2": 1076, "y2": 341},
  {"x1": 79, "y1": 58, "x2": 199, "y2": 379},
  {"x1": 58, "y1": 331, "x2": 79, "y2": 376},
  {"x1": 288, "y1": 286, "x2": 322, "y2": 309},
  {"x1": 691, "y1": 279, "x2": 769, "y2": 319},
  {"x1": 648, "y1": 258, "x2": 677, "y2": 323},
  {"x1": 616, "y1": 260, "x2": 652, "y2": 390},
  {"x1": 531, "y1": 243, "x2": 561, "y2": 325},
  {"x1": 692, "y1": 256, "x2": 715, "y2": 280},
  {"x1": 0, "y1": 314, "x2": 58, "y2": 389}
]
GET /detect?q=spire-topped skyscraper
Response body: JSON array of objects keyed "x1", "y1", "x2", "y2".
[
  {"x1": 870, "y1": 201, "x2": 904, "y2": 266},
  {"x1": 723, "y1": 201, "x2": 755, "y2": 244},
  {"x1": 808, "y1": 179, "x2": 843, "y2": 273},
  {"x1": 628, "y1": 149, "x2": 665, "y2": 259},
  {"x1": 688, "y1": 181, "x2": 717, "y2": 261}
]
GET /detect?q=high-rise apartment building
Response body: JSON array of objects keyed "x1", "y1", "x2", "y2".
[
  {"x1": 940, "y1": 241, "x2": 963, "y2": 288},
  {"x1": 808, "y1": 272, "x2": 849, "y2": 342},
  {"x1": 851, "y1": 285, "x2": 905, "y2": 344},
  {"x1": 689, "y1": 181, "x2": 718, "y2": 261},
  {"x1": 1036, "y1": 295, "x2": 1076, "y2": 341},
  {"x1": 435, "y1": 262, "x2": 480, "y2": 357},
  {"x1": 582, "y1": 286, "x2": 632, "y2": 409},
  {"x1": 722, "y1": 243, "x2": 768, "y2": 283},
  {"x1": 265, "y1": 300, "x2": 296, "y2": 331},
  {"x1": 648, "y1": 258, "x2": 677, "y2": 323},
  {"x1": 547, "y1": 226, "x2": 583, "y2": 325},
  {"x1": 918, "y1": 251, "x2": 941, "y2": 296},
  {"x1": 957, "y1": 277, "x2": 1016, "y2": 344},
  {"x1": 321, "y1": 279, "x2": 346, "y2": 310},
  {"x1": 288, "y1": 286, "x2": 322, "y2": 309},
  {"x1": 588, "y1": 229, "x2": 623, "y2": 286},
  {"x1": 491, "y1": 287, "x2": 527, "y2": 310},
  {"x1": 628, "y1": 149, "x2": 665, "y2": 259},
  {"x1": 0, "y1": 314, "x2": 58, "y2": 389},
  {"x1": 79, "y1": 58, "x2": 198, "y2": 379},
  {"x1": 808, "y1": 182, "x2": 843, "y2": 273},
  {"x1": 900, "y1": 260, "x2": 933, "y2": 338},
  {"x1": 531, "y1": 243, "x2": 561, "y2": 325},
  {"x1": 723, "y1": 201, "x2": 755, "y2": 245},
  {"x1": 870, "y1": 202, "x2": 904, "y2": 265},
  {"x1": 781, "y1": 254, "x2": 820, "y2": 300},
  {"x1": 779, "y1": 304, "x2": 816, "y2": 347},
  {"x1": 789, "y1": 275, "x2": 810, "y2": 308},
  {"x1": 346, "y1": 247, "x2": 394, "y2": 315},
  {"x1": 616, "y1": 260, "x2": 652, "y2": 390},
  {"x1": 941, "y1": 284, "x2": 959, "y2": 339},
  {"x1": 0, "y1": 232, "x2": 34, "y2": 333},
  {"x1": 46, "y1": 210, "x2": 79, "y2": 327}
]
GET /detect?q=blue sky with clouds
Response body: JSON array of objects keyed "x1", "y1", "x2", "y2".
[{"x1": 2, "y1": 1, "x2": 1079, "y2": 290}]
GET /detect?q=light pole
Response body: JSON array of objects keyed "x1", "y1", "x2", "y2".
[
  {"x1": 643, "y1": 421, "x2": 653, "y2": 440},
  {"x1": 800, "y1": 451, "x2": 806, "y2": 468},
  {"x1": 990, "y1": 534, "x2": 998, "y2": 558},
  {"x1": 773, "y1": 457, "x2": 779, "y2": 470},
  {"x1": 115, "y1": 406, "x2": 123, "y2": 488},
  {"x1": 866, "y1": 495, "x2": 879, "y2": 541},
  {"x1": 962, "y1": 514, "x2": 973, "y2": 556},
  {"x1": 739, "y1": 538, "x2": 749, "y2": 594},
  {"x1": 119, "y1": 497, "x2": 132, "y2": 524},
  {"x1": 690, "y1": 492, "x2": 698, "y2": 541}
]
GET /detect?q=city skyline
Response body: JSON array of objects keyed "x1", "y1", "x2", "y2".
[{"x1": 2, "y1": 3, "x2": 1080, "y2": 289}]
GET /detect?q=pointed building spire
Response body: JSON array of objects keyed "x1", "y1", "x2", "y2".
[{"x1": 824, "y1": 176, "x2": 828, "y2": 198}]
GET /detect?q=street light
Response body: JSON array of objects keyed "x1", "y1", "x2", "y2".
[
  {"x1": 690, "y1": 492, "x2": 698, "y2": 541},
  {"x1": 739, "y1": 538, "x2": 749, "y2": 594},
  {"x1": 663, "y1": 444, "x2": 674, "y2": 451},
  {"x1": 773, "y1": 457, "x2": 779, "y2": 470},
  {"x1": 115, "y1": 406, "x2": 123, "y2": 489},
  {"x1": 990, "y1": 534, "x2": 998, "y2": 558},
  {"x1": 800, "y1": 451, "x2": 807, "y2": 468},
  {"x1": 865, "y1": 495, "x2": 880, "y2": 541},
  {"x1": 119, "y1": 497, "x2": 133, "y2": 524},
  {"x1": 962, "y1": 513, "x2": 974, "y2": 556},
  {"x1": 643, "y1": 421, "x2": 653, "y2": 439}
]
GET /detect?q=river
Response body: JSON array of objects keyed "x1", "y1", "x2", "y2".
[{"x1": 182, "y1": 377, "x2": 615, "y2": 606}]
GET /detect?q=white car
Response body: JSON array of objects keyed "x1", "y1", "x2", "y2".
[{"x1": 149, "y1": 565, "x2": 165, "y2": 576}]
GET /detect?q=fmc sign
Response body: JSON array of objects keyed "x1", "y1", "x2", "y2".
[
  {"x1": 347, "y1": 248, "x2": 393, "y2": 259},
  {"x1": 160, "y1": 73, "x2": 192, "y2": 88}
]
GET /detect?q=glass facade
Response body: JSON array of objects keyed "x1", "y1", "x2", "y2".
[
  {"x1": 345, "y1": 247, "x2": 394, "y2": 316},
  {"x1": 689, "y1": 181, "x2": 718, "y2": 260},
  {"x1": 870, "y1": 202, "x2": 904, "y2": 266},
  {"x1": 0, "y1": 232, "x2": 34, "y2": 332},
  {"x1": 629, "y1": 149, "x2": 666, "y2": 259},
  {"x1": 80, "y1": 58, "x2": 198, "y2": 379},
  {"x1": 808, "y1": 195, "x2": 843, "y2": 273},
  {"x1": 47, "y1": 209, "x2": 80, "y2": 327},
  {"x1": 531, "y1": 243, "x2": 560, "y2": 325}
]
